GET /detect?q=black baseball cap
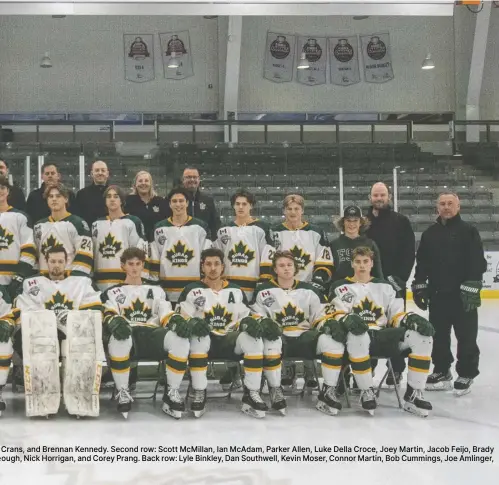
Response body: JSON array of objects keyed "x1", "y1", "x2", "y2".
[{"x1": 343, "y1": 205, "x2": 362, "y2": 219}]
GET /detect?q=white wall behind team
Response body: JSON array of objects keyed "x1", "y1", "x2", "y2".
[
  {"x1": 480, "y1": 9, "x2": 499, "y2": 120},
  {"x1": 239, "y1": 16, "x2": 456, "y2": 113},
  {"x1": 0, "y1": 16, "x2": 219, "y2": 112}
]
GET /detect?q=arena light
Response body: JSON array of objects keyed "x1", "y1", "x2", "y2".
[
  {"x1": 40, "y1": 52, "x2": 52, "y2": 68},
  {"x1": 297, "y1": 52, "x2": 309, "y2": 70},
  {"x1": 168, "y1": 51, "x2": 180, "y2": 69},
  {"x1": 422, "y1": 53, "x2": 435, "y2": 70}
]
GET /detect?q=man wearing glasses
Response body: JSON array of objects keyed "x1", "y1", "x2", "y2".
[{"x1": 182, "y1": 167, "x2": 220, "y2": 241}]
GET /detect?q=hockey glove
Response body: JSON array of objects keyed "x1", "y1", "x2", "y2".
[
  {"x1": 240, "y1": 316, "x2": 263, "y2": 340},
  {"x1": 412, "y1": 282, "x2": 429, "y2": 311},
  {"x1": 189, "y1": 317, "x2": 211, "y2": 338},
  {"x1": 319, "y1": 318, "x2": 347, "y2": 343},
  {"x1": 460, "y1": 280, "x2": 482, "y2": 312},
  {"x1": 401, "y1": 313, "x2": 435, "y2": 337},
  {"x1": 340, "y1": 313, "x2": 369, "y2": 336},
  {"x1": 107, "y1": 315, "x2": 132, "y2": 341},
  {"x1": 8, "y1": 275, "x2": 24, "y2": 300},
  {"x1": 169, "y1": 314, "x2": 191, "y2": 339},
  {"x1": 0, "y1": 320, "x2": 13, "y2": 343},
  {"x1": 260, "y1": 317, "x2": 282, "y2": 341},
  {"x1": 311, "y1": 276, "x2": 327, "y2": 297}
]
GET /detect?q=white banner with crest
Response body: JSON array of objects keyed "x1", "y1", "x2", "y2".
[
  {"x1": 264, "y1": 32, "x2": 295, "y2": 83},
  {"x1": 329, "y1": 36, "x2": 361, "y2": 86},
  {"x1": 160, "y1": 30, "x2": 194, "y2": 80},
  {"x1": 123, "y1": 34, "x2": 155, "y2": 83},
  {"x1": 360, "y1": 32, "x2": 394, "y2": 83},
  {"x1": 296, "y1": 35, "x2": 327, "y2": 86}
]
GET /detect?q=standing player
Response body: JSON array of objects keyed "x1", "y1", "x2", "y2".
[
  {"x1": 101, "y1": 248, "x2": 191, "y2": 419},
  {"x1": 330, "y1": 247, "x2": 434, "y2": 417},
  {"x1": 178, "y1": 248, "x2": 281, "y2": 418},
  {"x1": 412, "y1": 192, "x2": 486, "y2": 396},
  {"x1": 93, "y1": 185, "x2": 148, "y2": 290},
  {"x1": 150, "y1": 187, "x2": 211, "y2": 303},
  {"x1": 33, "y1": 183, "x2": 93, "y2": 277},
  {"x1": 0, "y1": 286, "x2": 16, "y2": 415}
]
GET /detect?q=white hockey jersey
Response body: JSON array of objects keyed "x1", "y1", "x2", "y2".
[
  {"x1": 329, "y1": 277, "x2": 406, "y2": 331},
  {"x1": 150, "y1": 217, "x2": 211, "y2": 302},
  {"x1": 214, "y1": 219, "x2": 273, "y2": 300},
  {"x1": 178, "y1": 280, "x2": 250, "y2": 336},
  {"x1": 92, "y1": 215, "x2": 148, "y2": 290},
  {"x1": 13, "y1": 275, "x2": 102, "y2": 322},
  {"x1": 0, "y1": 208, "x2": 36, "y2": 285},
  {"x1": 252, "y1": 279, "x2": 330, "y2": 337},
  {"x1": 102, "y1": 283, "x2": 174, "y2": 328},
  {"x1": 262, "y1": 222, "x2": 333, "y2": 283},
  {"x1": 33, "y1": 213, "x2": 93, "y2": 277}
]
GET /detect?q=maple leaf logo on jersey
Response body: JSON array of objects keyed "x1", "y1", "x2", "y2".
[
  {"x1": 289, "y1": 245, "x2": 311, "y2": 271},
  {"x1": 166, "y1": 241, "x2": 194, "y2": 267},
  {"x1": 123, "y1": 298, "x2": 152, "y2": 323},
  {"x1": 275, "y1": 302, "x2": 305, "y2": 327},
  {"x1": 204, "y1": 304, "x2": 233, "y2": 329},
  {"x1": 41, "y1": 234, "x2": 62, "y2": 256},
  {"x1": 0, "y1": 225, "x2": 14, "y2": 251},
  {"x1": 228, "y1": 241, "x2": 255, "y2": 267},
  {"x1": 99, "y1": 233, "x2": 122, "y2": 259},
  {"x1": 352, "y1": 297, "x2": 384, "y2": 324},
  {"x1": 45, "y1": 291, "x2": 74, "y2": 314}
]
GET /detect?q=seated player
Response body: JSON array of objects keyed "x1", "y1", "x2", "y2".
[
  {"x1": 0, "y1": 286, "x2": 17, "y2": 415},
  {"x1": 252, "y1": 250, "x2": 346, "y2": 416},
  {"x1": 13, "y1": 245, "x2": 104, "y2": 418},
  {"x1": 101, "y1": 247, "x2": 190, "y2": 419},
  {"x1": 178, "y1": 248, "x2": 281, "y2": 419},
  {"x1": 329, "y1": 247, "x2": 435, "y2": 417}
]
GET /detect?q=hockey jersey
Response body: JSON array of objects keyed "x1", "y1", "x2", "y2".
[
  {"x1": 262, "y1": 222, "x2": 333, "y2": 283},
  {"x1": 101, "y1": 284, "x2": 174, "y2": 328},
  {"x1": 33, "y1": 213, "x2": 93, "y2": 277},
  {"x1": 252, "y1": 279, "x2": 331, "y2": 337},
  {"x1": 329, "y1": 277, "x2": 406, "y2": 331},
  {"x1": 92, "y1": 215, "x2": 148, "y2": 290},
  {"x1": 0, "y1": 208, "x2": 36, "y2": 285},
  {"x1": 214, "y1": 219, "x2": 273, "y2": 300},
  {"x1": 150, "y1": 217, "x2": 211, "y2": 302},
  {"x1": 178, "y1": 280, "x2": 250, "y2": 336},
  {"x1": 13, "y1": 275, "x2": 102, "y2": 322}
]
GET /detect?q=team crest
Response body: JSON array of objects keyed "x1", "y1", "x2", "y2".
[
  {"x1": 289, "y1": 245, "x2": 311, "y2": 271},
  {"x1": 228, "y1": 241, "x2": 255, "y2": 268},
  {"x1": 334, "y1": 39, "x2": 354, "y2": 62},
  {"x1": 92, "y1": 226, "x2": 98, "y2": 238},
  {"x1": 200, "y1": 202, "x2": 206, "y2": 211},
  {"x1": 366, "y1": 36, "x2": 387, "y2": 61},
  {"x1": 271, "y1": 231, "x2": 281, "y2": 249},
  {"x1": 81, "y1": 220, "x2": 90, "y2": 232},
  {"x1": 275, "y1": 302, "x2": 305, "y2": 327},
  {"x1": 0, "y1": 225, "x2": 14, "y2": 251},
  {"x1": 34, "y1": 225, "x2": 42, "y2": 242},
  {"x1": 124, "y1": 298, "x2": 152, "y2": 323},
  {"x1": 194, "y1": 296, "x2": 206, "y2": 311},
  {"x1": 270, "y1": 35, "x2": 291, "y2": 60},
  {"x1": 263, "y1": 295, "x2": 276, "y2": 308},
  {"x1": 204, "y1": 304, "x2": 233, "y2": 329},
  {"x1": 99, "y1": 233, "x2": 123, "y2": 259},
  {"x1": 166, "y1": 241, "x2": 194, "y2": 267},
  {"x1": 337, "y1": 286, "x2": 354, "y2": 303},
  {"x1": 28, "y1": 285, "x2": 40, "y2": 297},
  {"x1": 352, "y1": 297, "x2": 384, "y2": 324},
  {"x1": 116, "y1": 293, "x2": 126, "y2": 305},
  {"x1": 45, "y1": 291, "x2": 74, "y2": 314},
  {"x1": 41, "y1": 234, "x2": 63, "y2": 256},
  {"x1": 153, "y1": 206, "x2": 160, "y2": 213}
]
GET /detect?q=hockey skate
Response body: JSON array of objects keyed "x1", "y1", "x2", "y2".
[
  {"x1": 0, "y1": 385, "x2": 5, "y2": 416},
  {"x1": 269, "y1": 386, "x2": 287, "y2": 416},
  {"x1": 162, "y1": 386, "x2": 185, "y2": 419},
  {"x1": 241, "y1": 387, "x2": 268, "y2": 419},
  {"x1": 219, "y1": 364, "x2": 242, "y2": 393},
  {"x1": 425, "y1": 371, "x2": 453, "y2": 391},
  {"x1": 281, "y1": 362, "x2": 297, "y2": 393},
  {"x1": 403, "y1": 385, "x2": 432, "y2": 418},
  {"x1": 316, "y1": 384, "x2": 342, "y2": 416},
  {"x1": 116, "y1": 387, "x2": 133, "y2": 419},
  {"x1": 385, "y1": 371, "x2": 402, "y2": 389},
  {"x1": 454, "y1": 377, "x2": 473, "y2": 397},
  {"x1": 360, "y1": 387, "x2": 377, "y2": 415},
  {"x1": 190, "y1": 389, "x2": 207, "y2": 418}
]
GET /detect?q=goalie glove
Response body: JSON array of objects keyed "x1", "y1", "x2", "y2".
[
  {"x1": 340, "y1": 313, "x2": 369, "y2": 336},
  {"x1": 8, "y1": 274, "x2": 24, "y2": 300},
  {"x1": 411, "y1": 282, "x2": 429, "y2": 311},
  {"x1": 319, "y1": 318, "x2": 347, "y2": 343},
  {"x1": 0, "y1": 319, "x2": 13, "y2": 343},
  {"x1": 168, "y1": 314, "x2": 192, "y2": 339},
  {"x1": 189, "y1": 317, "x2": 211, "y2": 338},
  {"x1": 460, "y1": 280, "x2": 482, "y2": 312},
  {"x1": 107, "y1": 315, "x2": 132, "y2": 341},
  {"x1": 239, "y1": 316, "x2": 263, "y2": 340},
  {"x1": 400, "y1": 313, "x2": 435, "y2": 337},
  {"x1": 259, "y1": 317, "x2": 282, "y2": 341}
]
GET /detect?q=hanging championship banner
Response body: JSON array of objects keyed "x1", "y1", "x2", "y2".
[
  {"x1": 296, "y1": 35, "x2": 327, "y2": 86},
  {"x1": 263, "y1": 32, "x2": 295, "y2": 83},
  {"x1": 123, "y1": 34, "x2": 155, "y2": 83},
  {"x1": 329, "y1": 36, "x2": 361, "y2": 86},
  {"x1": 160, "y1": 31, "x2": 194, "y2": 80},
  {"x1": 360, "y1": 32, "x2": 394, "y2": 83}
]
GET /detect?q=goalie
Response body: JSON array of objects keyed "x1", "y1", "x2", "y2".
[{"x1": 0, "y1": 286, "x2": 16, "y2": 416}]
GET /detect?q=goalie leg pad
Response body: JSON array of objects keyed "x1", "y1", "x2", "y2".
[
  {"x1": 22, "y1": 311, "x2": 61, "y2": 417},
  {"x1": 63, "y1": 311, "x2": 104, "y2": 417}
]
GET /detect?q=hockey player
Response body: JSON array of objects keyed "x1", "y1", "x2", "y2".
[
  {"x1": 0, "y1": 286, "x2": 16, "y2": 415},
  {"x1": 0, "y1": 176, "x2": 36, "y2": 298},
  {"x1": 13, "y1": 245, "x2": 104, "y2": 417},
  {"x1": 93, "y1": 185, "x2": 148, "y2": 290},
  {"x1": 150, "y1": 187, "x2": 211, "y2": 303},
  {"x1": 101, "y1": 247, "x2": 191, "y2": 419},
  {"x1": 178, "y1": 248, "x2": 281, "y2": 418},
  {"x1": 329, "y1": 246, "x2": 435, "y2": 417},
  {"x1": 33, "y1": 183, "x2": 93, "y2": 277}
]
